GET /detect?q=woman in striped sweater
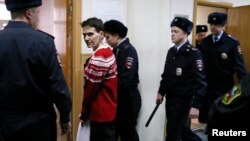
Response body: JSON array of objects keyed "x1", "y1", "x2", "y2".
[{"x1": 80, "y1": 17, "x2": 118, "y2": 141}]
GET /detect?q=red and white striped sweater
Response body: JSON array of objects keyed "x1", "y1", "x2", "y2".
[{"x1": 82, "y1": 46, "x2": 117, "y2": 122}]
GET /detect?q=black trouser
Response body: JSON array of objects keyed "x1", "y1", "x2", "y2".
[
  {"x1": 165, "y1": 97, "x2": 192, "y2": 141},
  {"x1": 90, "y1": 121, "x2": 115, "y2": 141},
  {"x1": 199, "y1": 86, "x2": 232, "y2": 123},
  {"x1": 115, "y1": 88, "x2": 141, "y2": 141},
  {"x1": 131, "y1": 88, "x2": 141, "y2": 141}
]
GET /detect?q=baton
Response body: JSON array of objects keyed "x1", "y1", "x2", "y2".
[{"x1": 145, "y1": 103, "x2": 160, "y2": 127}]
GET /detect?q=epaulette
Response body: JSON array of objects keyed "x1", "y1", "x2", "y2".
[
  {"x1": 228, "y1": 35, "x2": 238, "y2": 42},
  {"x1": 124, "y1": 45, "x2": 129, "y2": 49},
  {"x1": 187, "y1": 44, "x2": 197, "y2": 51},
  {"x1": 37, "y1": 29, "x2": 55, "y2": 39},
  {"x1": 191, "y1": 47, "x2": 198, "y2": 51}
]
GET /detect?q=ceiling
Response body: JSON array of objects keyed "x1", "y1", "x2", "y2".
[{"x1": 203, "y1": 0, "x2": 250, "y2": 7}]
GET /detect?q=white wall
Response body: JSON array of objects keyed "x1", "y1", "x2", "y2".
[
  {"x1": 128, "y1": 0, "x2": 195, "y2": 141},
  {"x1": 81, "y1": 0, "x2": 194, "y2": 140},
  {"x1": 135, "y1": 1, "x2": 195, "y2": 140},
  {"x1": 0, "y1": 4, "x2": 11, "y2": 20},
  {"x1": 38, "y1": 0, "x2": 54, "y2": 35},
  {"x1": 127, "y1": 0, "x2": 170, "y2": 140}
]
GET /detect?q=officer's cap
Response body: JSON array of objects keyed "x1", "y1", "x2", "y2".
[
  {"x1": 104, "y1": 20, "x2": 128, "y2": 38},
  {"x1": 208, "y1": 12, "x2": 227, "y2": 25},
  {"x1": 5, "y1": 0, "x2": 42, "y2": 12},
  {"x1": 196, "y1": 25, "x2": 208, "y2": 33},
  {"x1": 171, "y1": 17, "x2": 193, "y2": 35}
]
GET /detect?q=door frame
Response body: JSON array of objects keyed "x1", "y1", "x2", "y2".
[
  {"x1": 70, "y1": 0, "x2": 83, "y2": 140},
  {"x1": 192, "y1": 0, "x2": 233, "y2": 44}
]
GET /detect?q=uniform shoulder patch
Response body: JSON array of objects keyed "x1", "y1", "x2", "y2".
[
  {"x1": 37, "y1": 30, "x2": 55, "y2": 39},
  {"x1": 126, "y1": 57, "x2": 134, "y2": 69},
  {"x1": 196, "y1": 59, "x2": 203, "y2": 71}
]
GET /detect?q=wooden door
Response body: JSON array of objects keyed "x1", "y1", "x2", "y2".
[
  {"x1": 227, "y1": 6, "x2": 250, "y2": 72},
  {"x1": 196, "y1": 5, "x2": 227, "y2": 35}
]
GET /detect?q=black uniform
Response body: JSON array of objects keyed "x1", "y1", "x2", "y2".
[
  {"x1": 0, "y1": 21, "x2": 72, "y2": 141},
  {"x1": 198, "y1": 32, "x2": 247, "y2": 123},
  {"x1": 158, "y1": 41, "x2": 207, "y2": 141},
  {"x1": 114, "y1": 38, "x2": 141, "y2": 141}
]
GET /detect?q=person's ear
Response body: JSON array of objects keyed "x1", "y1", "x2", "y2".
[
  {"x1": 99, "y1": 31, "x2": 104, "y2": 39},
  {"x1": 25, "y1": 9, "x2": 32, "y2": 21}
]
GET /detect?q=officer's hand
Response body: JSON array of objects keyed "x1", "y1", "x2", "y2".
[
  {"x1": 60, "y1": 121, "x2": 71, "y2": 135},
  {"x1": 79, "y1": 113, "x2": 88, "y2": 126},
  {"x1": 189, "y1": 107, "x2": 199, "y2": 119},
  {"x1": 156, "y1": 94, "x2": 163, "y2": 104}
]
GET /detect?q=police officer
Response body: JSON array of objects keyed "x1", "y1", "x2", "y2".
[
  {"x1": 198, "y1": 12, "x2": 247, "y2": 131},
  {"x1": 104, "y1": 20, "x2": 141, "y2": 141},
  {"x1": 0, "y1": 0, "x2": 72, "y2": 141},
  {"x1": 156, "y1": 17, "x2": 207, "y2": 141},
  {"x1": 195, "y1": 25, "x2": 208, "y2": 47}
]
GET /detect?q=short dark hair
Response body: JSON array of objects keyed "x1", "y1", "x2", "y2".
[{"x1": 81, "y1": 17, "x2": 104, "y2": 32}]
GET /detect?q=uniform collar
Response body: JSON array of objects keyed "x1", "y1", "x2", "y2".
[
  {"x1": 117, "y1": 38, "x2": 130, "y2": 51},
  {"x1": 117, "y1": 38, "x2": 126, "y2": 47},
  {"x1": 175, "y1": 41, "x2": 191, "y2": 53},
  {"x1": 210, "y1": 32, "x2": 227, "y2": 43},
  {"x1": 175, "y1": 40, "x2": 187, "y2": 51},
  {"x1": 213, "y1": 31, "x2": 223, "y2": 42},
  {"x1": 5, "y1": 21, "x2": 32, "y2": 29}
]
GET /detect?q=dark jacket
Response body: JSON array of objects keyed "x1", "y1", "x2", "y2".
[
  {"x1": 158, "y1": 41, "x2": 207, "y2": 109},
  {"x1": 0, "y1": 21, "x2": 72, "y2": 136},
  {"x1": 113, "y1": 38, "x2": 140, "y2": 90},
  {"x1": 198, "y1": 32, "x2": 247, "y2": 90}
]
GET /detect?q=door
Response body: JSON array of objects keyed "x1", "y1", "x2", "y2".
[
  {"x1": 39, "y1": 0, "x2": 72, "y2": 140},
  {"x1": 196, "y1": 5, "x2": 227, "y2": 35},
  {"x1": 227, "y1": 6, "x2": 250, "y2": 72}
]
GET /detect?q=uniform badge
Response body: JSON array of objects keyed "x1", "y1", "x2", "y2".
[
  {"x1": 196, "y1": 60, "x2": 203, "y2": 71},
  {"x1": 126, "y1": 57, "x2": 134, "y2": 69},
  {"x1": 238, "y1": 46, "x2": 242, "y2": 54},
  {"x1": 176, "y1": 68, "x2": 182, "y2": 76},
  {"x1": 221, "y1": 53, "x2": 228, "y2": 60}
]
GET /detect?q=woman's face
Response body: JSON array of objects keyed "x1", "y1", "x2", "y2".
[
  {"x1": 104, "y1": 32, "x2": 119, "y2": 48},
  {"x1": 82, "y1": 26, "x2": 103, "y2": 51}
]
